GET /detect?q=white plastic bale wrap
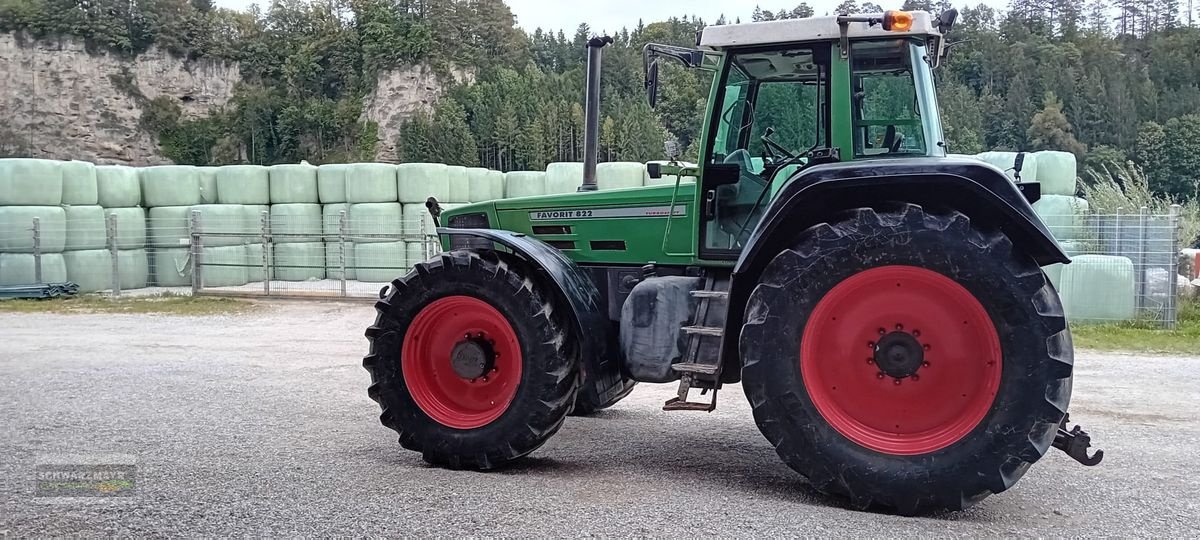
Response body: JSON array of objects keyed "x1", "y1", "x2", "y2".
[
  {"x1": 975, "y1": 151, "x2": 1039, "y2": 183},
  {"x1": 406, "y1": 241, "x2": 428, "y2": 269},
  {"x1": 0, "y1": 206, "x2": 66, "y2": 253},
  {"x1": 200, "y1": 245, "x2": 249, "y2": 287},
  {"x1": 402, "y1": 203, "x2": 435, "y2": 236},
  {"x1": 643, "y1": 161, "x2": 697, "y2": 186},
  {"x1": 0, "y1": 158, "x2": 62, "y2": 205},
  {"x1": 349, "y1": 203, "x2": 403, "y2": 243},
  {"x1": 466, "y1": 167, "x2": 492, "y2": 202},
  {"x1": 269, "y1": 164, "x2": 319, "y2": 204},
  {"x1": 1033, "y1": 195, "x2": 1089, "y2": 240},
  {"x1": 188, "y1": 204, "x2": 257, "y2": 247},
  {"x1": 244, "y1": 243, "x2": 271, "y2": 282},
  {"x1": 0, "y1": 253, "x2": 66, "y2": 285},
  {"x1": 63, "y1": 249, "x2": 112, "y2": 292},
  {"x1": 274, "y1": 242, "x2": 326, "y2": 281},
  {"x1": 61, "y1": 161, "x2": 98, "y2": 205},
  {"x1": 198, "y1": 168, "x2": 219, "y2": 204},
  {"x1": 353, "y1": 241, "x2": 407, "y2": 282},
  {"x1": 322, "y1": 203, "x2": 349, "y2": 237},
  {"x1": 488, "y1": 170, "x2": 504, "y2": 200},
  {"x1": 317, "y1": 164, "x2": 348, "y2": 203},
  {"x1": 116, "y1": 248, "x2": 149, "y2": 289},
  {"x1": 325, "y1": 242, "x2": 355, "y2": 280},
  {"x1": 346, "y1": 163, "x2": 398, "y2": 203},
  {"x1": 504, "y1": 171, "x2": 547, "y2": 198},
  {"x1": 96, "y1": 165, "x2": 141, "y2": 207},
  {"x1": 105, "y1": 207, "x2": 147, "y2": 249},
  {"x1": 216, "y1": 165, "x2": 270, "y2": 204},
  {"x1": 64, "y1": 205, "x2": 107, "y2": 251},
  {"x1": 1043, "y1": 263, "x2": 1064, "y2": 290},
  {"x1": 1059, "y1": 254, "x2": 1136, "y2": 322},
  {"x1": 446, "y1": 165, "x2": 470, "y2": 203},
  {"x1": 1033, "y1": 150, "x2": 1077, "y2": 196},
  {"x1": 396, "y1": 163, "x2": 449, "y2": 203},
  {"x1": 141, "y1": 165, "x2": 202, "y2": 207},
  {"x1": 596, "y1": 162, "x2": 645, "y2": 190},
  {"x1": 148, "y1": 206, "x2": 193, "y2": 249},
  {"x1": 152, "y1": 247, "x2": 193, "y2": 287},
  {"x1": 545, "y1": 162, "x2": 584, "y2": 194},
  {"x1": 269, "y1": 203, "x2": 322, "y2": 243}
]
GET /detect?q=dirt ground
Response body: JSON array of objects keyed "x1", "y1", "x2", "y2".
[{"x1": 0, "y1": 301, "x2": 1197, "y2": 536}]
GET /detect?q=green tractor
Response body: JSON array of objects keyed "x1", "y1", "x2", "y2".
[{"x1": 364, "y1": 10, "x2": 1102, "y2": 514}]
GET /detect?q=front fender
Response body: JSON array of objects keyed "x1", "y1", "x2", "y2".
[
  {"x1": 719, "y1": 157, "x2": 1069, "y2": 381},
  {"x1": 436, "y1": 228, "x2": 629, "y2": 409}
]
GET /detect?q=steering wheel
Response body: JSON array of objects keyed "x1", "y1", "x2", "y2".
[{"x1": 760, "y1": 127, "x2": 796, "y2": 161}]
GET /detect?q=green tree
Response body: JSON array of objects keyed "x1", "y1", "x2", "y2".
[{"x1": 1027, "y1": 92, "x2": 1088, "y2": 158}]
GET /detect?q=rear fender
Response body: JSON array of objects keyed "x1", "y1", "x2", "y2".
[
  {"x1": 718, "y1": 157, "x2": 1069, "y2": 382},
  {"x1": 436, "y1": 228, "x2": 627, "y2": 408}
]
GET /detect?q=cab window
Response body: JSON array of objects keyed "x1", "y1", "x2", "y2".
[{"x1": 851, "y1": 40, "x2": 927, "y2": 157}]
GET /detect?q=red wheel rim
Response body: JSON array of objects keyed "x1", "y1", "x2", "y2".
[
  {"x1": 800, "y1": 266, "x2": 1002, "y2": 455},
  {"x1": 402, "y1": 296, "x2": 522, "y2": 429}
]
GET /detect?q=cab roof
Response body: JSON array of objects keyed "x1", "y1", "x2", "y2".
[{"x1": 699, "y1": 12, "x2": 940, "y2": 50}]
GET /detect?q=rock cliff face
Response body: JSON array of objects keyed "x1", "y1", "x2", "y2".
[
  {"x1": 0, "y1": 32, "x2": 459, "y2": 165},
  {"x1": 0, "y1": 33, "x2": 241, "y2": 165}
]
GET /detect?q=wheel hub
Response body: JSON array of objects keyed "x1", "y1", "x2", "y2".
[
  {"x1": 873, "y1": 331, "x2": 924, "y2": 379},
  {"x1": 450, "y1": 335, "x2": 496, "y2": 380}
]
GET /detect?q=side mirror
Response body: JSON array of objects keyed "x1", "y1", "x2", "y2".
[
  {"x1": 647, "y1": 163, "x2": 662, "y2": 179},
  {"x1": 646, "y1": 60, "x2": 659, "y2": 108}
]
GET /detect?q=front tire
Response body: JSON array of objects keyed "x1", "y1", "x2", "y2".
[
  {"x1": 364, "y1": 251, "x2": 579, "y2": 470},
  {"x1": 740, "y1": 205, "x2": 1073, "y2": 514}
]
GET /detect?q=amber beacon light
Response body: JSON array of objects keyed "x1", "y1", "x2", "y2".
[{"x1": 882, "y1": 10, "x2": 914, "y2": 31}]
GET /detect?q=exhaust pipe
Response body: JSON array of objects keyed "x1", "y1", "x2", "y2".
[{"x1": 580, "y1": 35, "x2": 613, "y2": 193}]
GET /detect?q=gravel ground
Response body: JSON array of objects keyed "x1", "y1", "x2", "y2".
[{"x1": 0, "y1": 301, "x2": 1197, "y2": 537}]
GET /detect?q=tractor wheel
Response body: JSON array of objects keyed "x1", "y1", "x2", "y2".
[
  {"x1": 569, "y1": 376, "x2": 637, "y2": 416},
  {"x1": 364, "y1": 251, "x2": 579, "y2": 470},
  {"x1": 740, "y1": 205, "x2": 1072, "y2": 514}
]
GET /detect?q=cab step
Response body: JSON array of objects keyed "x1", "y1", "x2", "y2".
[
  {"x1": 681, "y1": 325, "x2": 723, "y2": 337},
  {"x1": 689, "y1": 290, "x2": 729, "y2": 300},
  {"x1": 672, "y1": 363, "x2": 719, "y2": 375}
]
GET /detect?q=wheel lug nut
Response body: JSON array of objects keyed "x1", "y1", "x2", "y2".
[
  {"x1": 912, "y1": 330, "x2": 921, "y2": 337},
  {"x1": 922, "y1": 361, "x2": 930, "y2": 368},
  {"x1": 895, "y1": 324, "x2": 903, "y2": 331},
  {"x1": 481, "y1": 376, "x2": 489, "y2": 382},
  {"x1": 464, "y1": 333, "x2": 471, "y2": 339},
  {"x1": 911, "y1": 374, "x2": 920, "y2": 382},
  {"x1": 878, "y1": 328, "x2": 886, "y2": 335},
  {"x1": 893, "y1": 378, "x2": 902, "y2": 385},
  {"x1": 866, "y1": 358, "x2": 874, "y2": 365},
  {"x1": 923, "y1": 344, "x2": 931, "y2": 351},
  {"x1": 876, "y1": 372, "x2": 885, "y2": 379},
  {"x1": 867, "y1": 341, "x2": 875, "y2": 348}
]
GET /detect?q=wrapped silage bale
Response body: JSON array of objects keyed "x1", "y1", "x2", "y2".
[
  {"x1": 346, "y1": 163, "x2": 398, "y2": 203},
  {"x1": 0, "y1": 253, "x2": 66, "y2": 285},
  {"x1": 64, "y1": 205, "x2": 107, "y2": 251},
  {"x1": 148, "y1": 206, "x2": 193, "y2": 249},
  {"x1": 317, "y1": 164, "x2": 348, "y2": 203},
  {"x1": 269, "y1": 163, "x2": 319, "y2": 204},
  {"x1": 244, "y1": 243, "x2": 271, "y2": 282},
  {"x1": 597, "y1": 162, "x2": 645, "y2": 190},
  {"x1": 505, "y1": 171, "x2": 547, "y2": 198},
  {"x1": 1033, "y1": 195, "x2": 1089, "y2": 240},
  {"x1": 401, "y1": 203, "x2": 435, "y2": 236},
  {"x1": 643, "y1": 161, "x2": 697, "y2": 187},
  {"x1": 976, "y1": 151, "x2": 1039, "y2": 183},
  {"x1": 546, "y1": 162, "x2": 584, "y2": 194},
  {"x1": 322, "y1": 203, "x2": 349, "y2": 236},
  {"x1": 1058, "y1": 240, "x2": 1089, "y2": 256},
  {"x1": 63, "y1": 249, "x2": 112, "y2": 293},
  {"x1": 198, "y1": 168, "x2": 219, "y2": 204},
  {"x1": 1043, "y1": 263, "x2": 1064, "y2": 290},
  {"x1": 325, "y1": 242, "x2": 355, "y2": 280},
  {"x1": 274, "y1": 242, "x2": 326, "y2": 281},
  {"x1": 1033, "y1": 151, "x2": 1077, "y2": 196},
  {"x1": 406, "y1": 242, "x2": 429, "y2": 269},
  {"x1": 199, "y1": 245, "x2": 249, "y2": 287},
  {"x1": 447, "y1": 165, "x2": 470, "y2": 203},
  {"x1": 216, "y1": 165, "x2": 270, "y2": 205},
  {"x1": 105, "y1": 207, "x2": 146, "y2": 250},
  {"x1": 946, "y1": 153, "x2": 981, "y2": 160},
  {"x1": 96, "y1": 165, "x2": 141, "y2": 208},
  {"x1": 141, "y1": 166, "x2": 201, "y2": 207},
  {"x1": 188, "y1": 204, "x2": 256, "y2": 247},
  {"x1": 0, "y1": 158, "x2": 62, "y2": 205},
  {"x1": 1059, "y1": 254, "x2": 1136, "y2": 322},
  {"x1": 116, "y1": 248, "x2": 149, "y2": 289},
  {"x1": 269, "y1": 203, "x2": 322, "y2": 243},
  {"x1": 151, "y1": 248, "x2": 192, "y2": 287},
  {"x1": 61, "y1": 161, "x2": 98, "y2": 206},
  {"x1": 467, "y1": 167, "x2": 492, "y2": 203},
  {"x1": 488, "y1": 170, "x2": 504, "y2": 200},
  {"x1": 350, "y1": 203, "x2": 403, "y2": 243},
  {"x1": 353, "y1": 241, "x2": 407, "y2": 282},
  {"x1": 0, "y1": 206, "x2": 66, "y2": 253},
  {"x1": 396, "y1": 163, "x2": 450, "y2": 203}
]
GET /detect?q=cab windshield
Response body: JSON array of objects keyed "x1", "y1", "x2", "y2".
[{"x1": 851, "y1": 39, "x2": 941, "y2": 157}]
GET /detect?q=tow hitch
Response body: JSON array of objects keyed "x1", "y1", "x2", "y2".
[{"x1": 1053, "y1": 413, "x2": 1104, "y2": 466}]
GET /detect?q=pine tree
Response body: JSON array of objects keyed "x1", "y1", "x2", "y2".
[{"x1": 1027, "y1": 92, "x2": 1088, "y2": 157}]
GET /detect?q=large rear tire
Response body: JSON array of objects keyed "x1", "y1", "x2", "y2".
[
  {"x1": 364, "y1": 251, "x2": 579, "y2": 470},
  {"x1": 740, "y1": 205, "x2": 1073, "y2": 514}
]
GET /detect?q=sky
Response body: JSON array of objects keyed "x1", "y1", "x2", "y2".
[{"x1": 211, "y1": 0, "x2": 1009, "y2": 34}]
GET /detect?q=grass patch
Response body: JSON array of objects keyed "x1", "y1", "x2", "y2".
[
  {"x1": 1071, "y1": 300, "x2": 1200, "y2": 354},
  {"x1": 0, "y1": 293, "x2": 254, "y2": 316}
]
